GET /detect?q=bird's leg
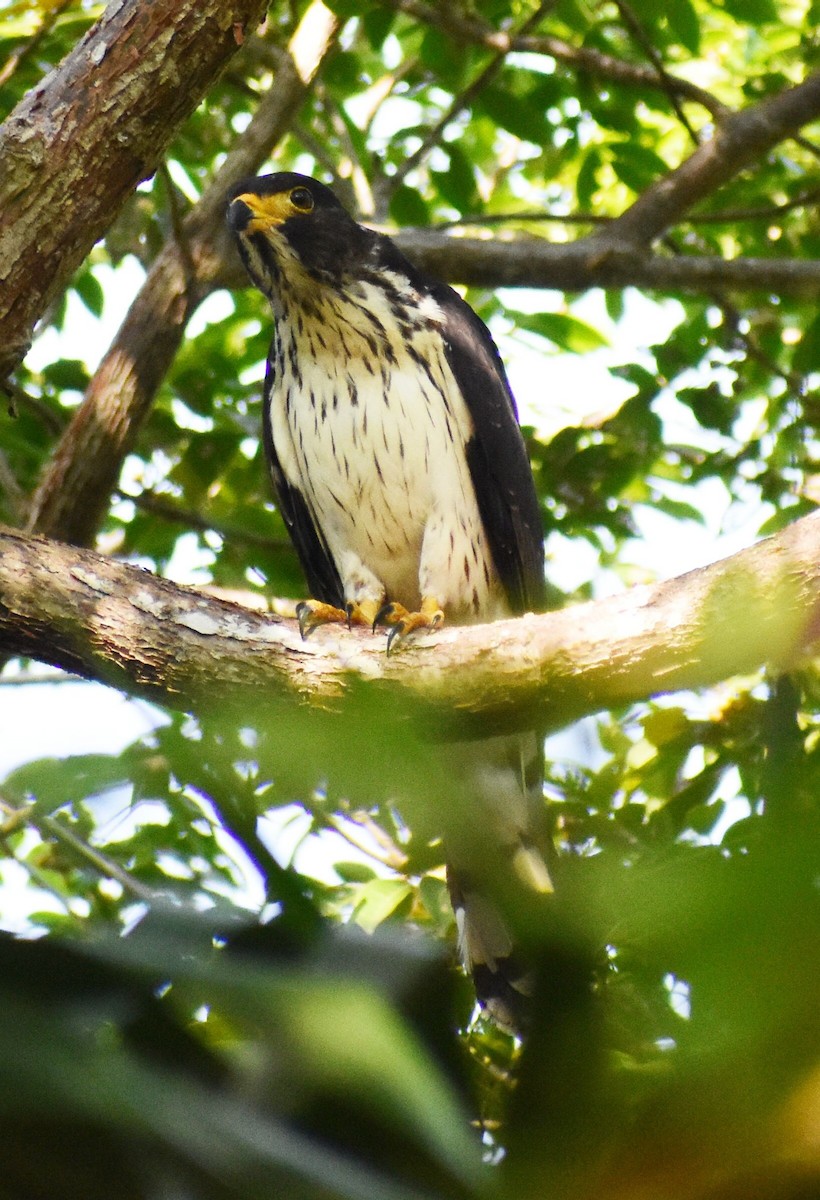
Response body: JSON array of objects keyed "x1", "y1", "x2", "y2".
[
  {"x1": 373, "y1": 595, "x2": 445, "y2": 654},
  {"x1": 296, "y1": 598, "x2": 380, "y2": 639}
]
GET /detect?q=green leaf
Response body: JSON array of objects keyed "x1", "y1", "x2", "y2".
[
  {"x1": 285, "y1": 980, "x2": 482, "y2": 1185},
  {"x1": 510, "y1": 309, "x2": 610, "y2": 352},
  {"x1": 576, "y1": 147, "x2": 602, "y2": 208},
  {"x1": 362, "y1": 7, "x2": 394, "y2": 49},
  {"x1": 41, "y1": 358, "x2": 90, "y2": 392},
  {"x1": 73, "y1": 268, "x2": 105, "y2": 317},
  {"x1": 352, "y1": 878, "x2": 413, "y2": 933},
  {"x1": 3, "y1": 753, "x2": 131, "y2": 811},
  {"x1": 651, "y1": 495, "x2": 707, "y2": 524},
  {"x1": 677, "y1": 384, "x2": 736, "y2": 433},
  {"x1": 791, "y1": 312, "x2": 820, "y2": 375},
  {"x1": 430, "y1": 143, "x2": 478, "y2": 213},
  {"x1": 334, "y1": 860, "x2": 378, "y2": 883},
  {"x1": 757, "y1": 499, "x2": 817, "y2": 535},
  {"x1": 389, "y1": 184, "x2": 431, "y2": 227},
  {"x1": 666, "y1": 0, "x2": 701, "y2": 53},
  {"x1": 719, "y1": 0, "x2": 778, "y2": 23},
  {"x1": 610, "y1": 143, "x2": 669, "y2": 193}
]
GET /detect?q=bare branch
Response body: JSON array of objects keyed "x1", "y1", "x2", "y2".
[
  {"x1": 1, "y1": 512, "x2": 818, "y2": 739},
  {"x1": 0, "y1": 796, "x2": 158, "y2": 903},
  {"x1": 385, "y1": 231, "x2": 820, "y2": 296},
  {"x1": 598, "y1": 70, "x2": 820, "y2": 247},
  {"x1": 116, "y1": 488, "x2": 295, "y2": 557},
  {"x1": 0, "y1": 0, "x2": 269, "y2": 381},
  {"x1": 613, "y1": 0, "x2": 700, "y2": 145}
]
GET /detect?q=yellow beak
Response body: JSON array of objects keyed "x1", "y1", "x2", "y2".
[{"x1": 232, "y1": 191, "x2": 292, "y2": 233}]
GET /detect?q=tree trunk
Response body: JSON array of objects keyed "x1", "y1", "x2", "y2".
[{"x1": 0, "y1": 0, "x2": 268, "y2": 380}]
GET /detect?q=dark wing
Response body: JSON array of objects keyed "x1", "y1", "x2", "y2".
[
  {"x1": 261, "y1": 359, "x2": 345, "y2": 607},
  {"x1": 432, "y1": 282, "x2": 546, "y2": 616}
]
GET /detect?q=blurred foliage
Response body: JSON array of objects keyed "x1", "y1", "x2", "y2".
[{"x1": 1, "y1": 0, "x2": 820, "y2": 1197}]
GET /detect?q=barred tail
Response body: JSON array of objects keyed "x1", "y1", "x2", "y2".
[{"x1": 445, "y1": 732, "x2": 553, "y2": 1033}]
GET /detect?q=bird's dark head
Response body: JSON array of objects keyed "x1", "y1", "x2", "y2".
[{"x1": 227, "y1": 173, "x2": 370, "y2": 295}]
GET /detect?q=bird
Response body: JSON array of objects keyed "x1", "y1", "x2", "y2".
[{"x1": 227, "y1": 172, "x2": 553, "y2": 1030}]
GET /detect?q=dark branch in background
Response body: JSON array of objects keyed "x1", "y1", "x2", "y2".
[
  {"x1": 682, "y1": 187, "x2": 820, "y2": 224},
  {"x1": 613, "y1": 0, "x2": 700, "y2": 144},
  {"x1": 118, "y1": 488, "x2": 296, "y2": 558},
  {"x1": 25, "y1": 2, "x2": 340, "y2": 548},
  {"x1": 384, "y1": 233, "x2": 820, "y2": 295},
  {"x1": 438, "y1": 186, "x2": 820, "y2": 230},
  {"x1": 0, "y1": 0, "x2": 269, "y2": 381},
  {"x1": 379, "y1": 0, "x2": 730, "y2": 118},
  {"x1": 596, "y1": 70, "x2": 820, "y2": 247},
  {"x1": 0, "y1": 450, "x2": 26, "y2": 526},
  {"x1": 373, "y1": 0, "x2": 557, "y2": 212},
  {"x1": 1, "y1": 515, "x2": 819, "y2": 740}
]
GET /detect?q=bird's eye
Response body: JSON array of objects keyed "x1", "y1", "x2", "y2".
[{"x1": 289, "y1": 187, "x2": 314, "y2": 212}]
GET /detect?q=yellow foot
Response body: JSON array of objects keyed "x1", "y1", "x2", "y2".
[
  {"x1": 295, "y1": 598, "x2": 380, "y2": 639},
  {"x1": 373, "y1": 597, "x2": 445, "y2": 655},
  {"x1": 296, "y1": 600, "x2": 345, "y2": 639}
]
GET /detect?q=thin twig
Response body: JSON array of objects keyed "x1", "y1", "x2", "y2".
[
  {"x1": 379, "y1": 0, "x2": 729, "y2": 118},
  {"x1": 711, "y1": 291, "x2": 807, "y2": 403},
  {"x1": 0, "y1": 447, "x2": 27, "y2": 525},
  {"x1": 117, "y1": 487, "x2": 295, "y2": 555},
  {"x1": 158, "y1": 162, "x2": 198, "y2": 304},
  {"x1": 436, "y1": 186, "x2": 820, "y2": 231},
  {"x1": 1, "y1": 380, "x2": 67, "y2": 436},
  {"x1": 614, "y1": 0, "x2": 700, "y2": 145},
  {"x1": 377, "y1": 0, "x2": 558, "y2": 203},
  {"x1": 0, "y1": 669, "x2": 86, "y2": 686},
  {"x1": 0, "y1": 0, "x2": 74, "y2": 92},
  {"x1": 326, "y1": 811, "x2": 409, "y2": 871},
  {"x1": 0, "y1": 795, "x2": 157, "y2": 902}
]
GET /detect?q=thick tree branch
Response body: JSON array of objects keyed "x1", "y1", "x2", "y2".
[
  {"x1": 200, "y1": 226, "x2": 820, "y2": 297},
  {"x1": 25, "y1": 2, "x2": 340, "y2": 548},
  {"x1": 597, "y1": 70, "x2": 820, "y2": 247},
  {"x1": 0, "y1": 0, "x2": 268, "y2": 382},
  {"x1": 1, "y1": 512, "x2": 818, "y2": 739},
  {"x1": 387, "y1": 234, "x2": 820, "y2": 296}
]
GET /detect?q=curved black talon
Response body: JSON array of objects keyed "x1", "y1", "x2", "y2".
[
  {"x1": 386, "y1": 622, "x2": 408, "y2": 656},
  {"x1": 372, "y1": 601, "x2": 396, "y2": 632},
  {"x1": 296, "y1": 602, "x2": 315, "y2": 640}
]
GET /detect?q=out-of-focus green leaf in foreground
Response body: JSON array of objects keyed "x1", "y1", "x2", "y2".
[{"x1": 2, "y1": 796, "x2": 819, "y2": 1200}]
